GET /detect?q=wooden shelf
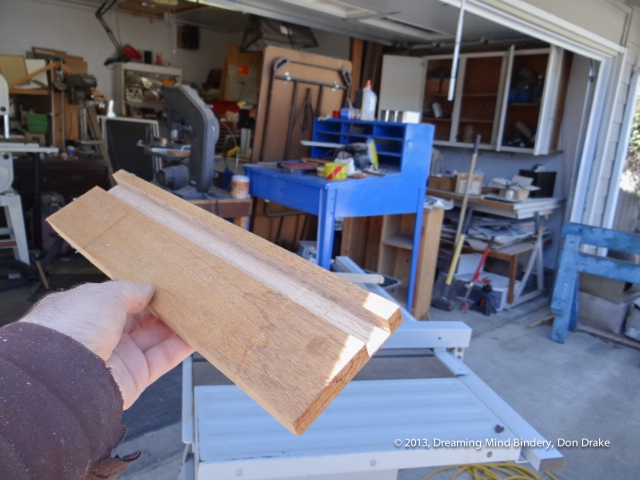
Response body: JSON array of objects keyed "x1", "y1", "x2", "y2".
[
  {"x1": 126, "y1": 100, "x2": 164, "y2": 110},
  {"x1": 459, "y1": 118, "x2": 494, "y2": 124},
  {"x1": 10, "y1": 88, "x2": 49, "y2": 96},
  {"x1": 382, "y1": 234, "x2": 414, "y2": 250},
  {"x1": 385, "y1": 47, "x2": 568, "y2": 154},
  {"x1": 462, "y1": 92, "x2": 499, "y2": 97}
]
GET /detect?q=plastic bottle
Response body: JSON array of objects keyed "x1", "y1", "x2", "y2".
[{"x1": 360, "y1": 80, "x2": 377, "y2": 121}]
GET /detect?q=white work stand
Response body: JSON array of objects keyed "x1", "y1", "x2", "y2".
[
  {"x1": 180, "y1": 257, "x2": 563, "y2": 480},
  {"x1": 0, "y1": 144, "x2": 58, "y2": 265}
]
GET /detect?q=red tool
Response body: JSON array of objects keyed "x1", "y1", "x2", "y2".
[{"x1": 460, "y1": 237, "x2": 496, "y2": 313}]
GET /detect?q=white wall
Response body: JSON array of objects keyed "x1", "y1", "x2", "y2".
[
  {"x1": 0, "y1": 0, "x2": 351, "y2": 101},
  {"x1": 0, "y1": 0, "x2": 243, "y2": 100}
]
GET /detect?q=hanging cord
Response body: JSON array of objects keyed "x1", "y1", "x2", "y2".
[
  {"x1": 423, "y1": 462, "x2": 559, "y2": 480},
  {"x1": 206, "y1": 190, "x2": 222, "y2": 219}
]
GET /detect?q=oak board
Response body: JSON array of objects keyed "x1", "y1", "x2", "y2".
[{"x1": 47, "y1": 171, "x2": 401, "y2": 435}]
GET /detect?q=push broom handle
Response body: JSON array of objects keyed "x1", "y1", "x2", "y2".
[{"x1": 453, "y1": 134, "x2": 481, "y2": 245}]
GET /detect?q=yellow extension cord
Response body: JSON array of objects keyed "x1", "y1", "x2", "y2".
[{"x1": 422, "y1": 463, "x2": 559, "y2": 480}]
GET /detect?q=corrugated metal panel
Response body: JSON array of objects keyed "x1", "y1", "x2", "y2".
[{"x1": 194, "y1": 379, "x2": 523, "y2": 479}]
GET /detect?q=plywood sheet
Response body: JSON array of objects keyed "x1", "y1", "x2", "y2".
[
  {"x1": 0, "y1": 55, "x2": 28, "y2": 86},
  {"x1": 47, "y1": 171, "x2": 401, "y2": 435},
  {"x1": 252, "y1": 46, "x2": 351, "y2": 163}
]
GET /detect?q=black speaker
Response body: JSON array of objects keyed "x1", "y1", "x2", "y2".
[{"x1": 178, "y1": 25, "x2": 199, "y2": 50}]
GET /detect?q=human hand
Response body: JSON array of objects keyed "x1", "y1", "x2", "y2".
[{"x1": 21, "y1": 281, "x2": 194, "y2": 409}]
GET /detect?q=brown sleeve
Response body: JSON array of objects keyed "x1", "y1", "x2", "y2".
[{"x1": 0, "y1": 322, "x2": 139, "y2": 480}]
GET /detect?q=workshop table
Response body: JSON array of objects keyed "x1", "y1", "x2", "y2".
[
  {"x1": 429, "y1": 189, "x2": 562, "y2": 309},
  {"x1": 244, "y1": 164, "x2": 428, "y2": 308},
  {"x1": 189, "y1": 187, "x2": 252, "y2": 229},
  {"x1": 427, "y1": 188, "x2": 563, "y2": 219}
]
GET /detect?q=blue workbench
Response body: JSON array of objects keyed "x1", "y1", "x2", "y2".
[{"x1": 244, "y1": 118, "x2": 434, "y2": 308}]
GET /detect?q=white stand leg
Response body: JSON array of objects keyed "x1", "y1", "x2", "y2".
[{"x1": 1, "y1": 193, "x2": 30, "y2": 265}]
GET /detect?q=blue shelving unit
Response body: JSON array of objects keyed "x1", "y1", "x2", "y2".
[{"x1": 245, "y1": 118, "x2": 434, "y2": 308}]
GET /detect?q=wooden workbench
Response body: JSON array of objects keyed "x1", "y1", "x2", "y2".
[
  {"x1": 427, "y1": 188, "x2": 563, "y2": 219},
  {"x1": 189, "y1": 188, "x2": 252, "y2": 229}
]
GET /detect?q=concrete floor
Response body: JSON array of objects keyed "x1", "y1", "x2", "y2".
[{"x1": 1, "y1": 263, "x2": 639, "y2": 480}]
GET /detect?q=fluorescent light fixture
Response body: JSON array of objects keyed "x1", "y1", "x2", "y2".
[
  {"x1": 276, "y1": 0, "x2": 375, "y2": 18},
  {"x1": 360, "y1": 17, "x2": 450, "y2": 41}
]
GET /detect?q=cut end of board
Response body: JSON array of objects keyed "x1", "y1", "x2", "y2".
[{"x1": 47, "y1": 170, "x2": 402, "y2": 435}]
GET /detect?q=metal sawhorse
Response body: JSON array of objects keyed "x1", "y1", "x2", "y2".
[{"x1": 550, "y1": 223, "x2": 640, "y2": 343}]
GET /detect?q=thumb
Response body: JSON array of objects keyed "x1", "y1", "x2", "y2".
[{"x1": 103, "y1": 281, "x2": 155, "y2": 315}]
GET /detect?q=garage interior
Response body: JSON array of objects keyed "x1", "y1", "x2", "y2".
[{"x1": 1, "y1": 0, "x2": 639, "y2": 479}]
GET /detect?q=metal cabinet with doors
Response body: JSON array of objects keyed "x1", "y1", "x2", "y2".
[{"x1": 379, "y1": 46, "x2": 571, "y2": 155}]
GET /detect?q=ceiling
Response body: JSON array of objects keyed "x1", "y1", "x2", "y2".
[
  {"x1": 69, "y1": 0, "x2": 640, "y2": 47},
  {"x1": 179, "y1": 0, "x2": 526, "y2": 45}
]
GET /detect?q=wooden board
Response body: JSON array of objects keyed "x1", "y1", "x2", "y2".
[
  {"x1": 250, "y1": 198, "x2": 313, "y2": 251},
  {"x1": 0, "y1": 55, "x2": 28, "y2": 86},
  {"x1": 412, "y1": 208, "x2": 444, "y2": 319},
  {"x1": 252, "y1": 46, "x2": 351, "y2": 163},
  {"x1": 341, "y1": 216, "x2": 383, "y2": 271},
  {"x1": 47, "y1": 171, "x2": 401, "y2": 435}
]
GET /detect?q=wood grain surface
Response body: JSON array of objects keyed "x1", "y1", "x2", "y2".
[
  {"x1": 252, "y1": 46, "x2": 351, "y2": 163},
  {"x1": 47, "y1": 171, "x2": 401, "y2": 435}
]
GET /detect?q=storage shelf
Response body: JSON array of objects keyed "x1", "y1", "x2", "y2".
[
  {"x1": 377, "y1": 151, "x2": 402, "y2": 157},
  {"x1": 374, "y1": 135, "x2": 404, "y2": 141},
  {"x1": 508, "y1": 102, "x2": 540, "y2": 107},
  {"x1": 462, "y1": 92, "x2": 499, "y2": 97},
  {"x1": 316, "y1": 131, "x2": 343, "y2": 137},
  {"x1": 343, "y1": 133, "x2": 369, "y2": 138},
  {"x1": 424, "y1": 117, "x2": 452, "y2": 122},
  {"x1": 459, "y1": 118, "x2": 494, "y2": 124},
  {"x1": 10, "y1": 88, "x2": 49, "y2": 96},
  {"x1": 382, "y1": 234, "x2": 414, "y2": 250},
  {"x1": 126, "y1": 100, "x2": 164, "y2": 110}
]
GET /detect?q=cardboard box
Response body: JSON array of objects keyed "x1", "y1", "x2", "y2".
[
  {"x1": 455, "y1": 173, "x2": 483, "y2": 195},
  {"x1": 428, "y1": 175, "x2": 456, "y2": 191},
  {"x1": 578, "y1": 291, "x2": 635, "y2": 335},
  {"x1": 518, "y1": 170, "x2": 556, "y2": 198},
  {"x1": 624, "y1": 302, "x2": 640, "y2": 341},
  {"x1": 492, "y1": 175, "x2": 539, "y2": 201},
  {"x1": 25, "y1": 132, "x2": 46, "y2": 145},
  {"x1": 499, "y1": 187, "x2": 531, "y2": 201},
  {"x1": 580, "y1": 273, "x2": 640, "y2": 303}
]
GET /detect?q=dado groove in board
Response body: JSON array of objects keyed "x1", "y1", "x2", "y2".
[{"x1": 47, "y1": 171, "x2": 401, "y2": 435}]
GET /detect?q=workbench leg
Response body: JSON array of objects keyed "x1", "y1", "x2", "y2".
[
  {"x1": 316, "y1": 189, "x2": 338, "y2": 270},
  {"x1": 407, "y1": 187, "x2": 426, "y2": 310},
  {"x1": 568, "y1": 280, "x2": 579, "y2": 332},
  {"x1": 535, "y1": 239, "x2": 545, "y2": 293},
  {"x1": 507, "y1": 255, "x2": 518, "y2": 305},
  {"x1": 232, "y1": 216, "x2": 250, "y2": 230}
]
